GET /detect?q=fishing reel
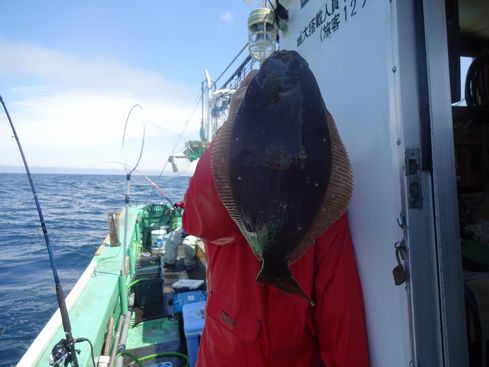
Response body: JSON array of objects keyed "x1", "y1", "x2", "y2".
[{"x1": 49, "y1": 338, "x2": 79, "y2": 367}]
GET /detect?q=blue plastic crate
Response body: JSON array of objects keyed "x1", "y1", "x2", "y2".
[
  {"x1": 182, "y1": 301, "x2": 206, "y2": 367},
  {"x1": 172, "y1": 291, "x2": 207, "y2": 313}
]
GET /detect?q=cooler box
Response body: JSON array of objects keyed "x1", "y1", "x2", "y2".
[
  {"x1": 173, "y1": 291, "x2": 207, "y2": 313},
  {"x1": 182, "y1": 301, "x2": 206, "y2": 367},
  {"x1": 172, "y1": 279, "x2": 205, "y2": 293}
]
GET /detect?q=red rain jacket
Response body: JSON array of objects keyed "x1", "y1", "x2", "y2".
[{"x1": 183, "y1": 149, "x2": 370, "y2": 367}]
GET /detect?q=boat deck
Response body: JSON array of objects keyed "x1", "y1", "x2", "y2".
[
  {"x1": 19, "y1": 204, "x2": 207, "y2": 367},
  {"x1": 122, "y1": 258, "x2": 207, "y2": 366}
]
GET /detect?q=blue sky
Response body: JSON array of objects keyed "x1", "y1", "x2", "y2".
[{"x1": 0, "y1": 1, "x2": 259, "y2": 174}]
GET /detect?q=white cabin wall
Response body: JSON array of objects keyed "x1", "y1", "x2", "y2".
[{"x1": 279, "y1": 0, "x2": 412, "y2": 365}]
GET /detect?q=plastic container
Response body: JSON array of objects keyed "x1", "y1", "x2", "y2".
[
  {"x1": 151, "y1": 228, "x2": 168, "y2": 255},
  {"x1": 151, "y1": 228, "x2": 167, "y2": 245},
  {"x1": 151, "y1": 227, "x2": 168, "y2": 255},
  {"x1": 136, "y1": 256, "x2": 162, "y2": 274},
  {"x1": 173, "y1": 291, "x2": 207, "y2": 313},
  {"x1": 172, "y1": 279, "x2": 205, "y2": 293},
  {"x1": 133, "y1": 271, "x2": 164, "y2": 307},
  {"x1": 136, "y1": 265, "x2": 161, "y2": 275},
  {"x1": 137, "y1": 256, "x2": 161, "y2": 268},
  {"x1": 182, "y1": 301, "x2": 206, "y2": 367}
]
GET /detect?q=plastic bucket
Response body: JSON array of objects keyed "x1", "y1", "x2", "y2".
[
  {"x1": 151, "y1": 228, "x2": 167, "y2": 245},
  {"x1": 151, "y1": 228, "x2": 168, "y2": 255}
]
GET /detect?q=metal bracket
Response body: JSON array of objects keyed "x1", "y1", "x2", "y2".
[{"x1": 405, "y1": 148, "x2": 423, "y2": 208}]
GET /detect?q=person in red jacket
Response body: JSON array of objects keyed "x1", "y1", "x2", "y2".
[{"x1": 182, "y1": 147, "x2": 370, "y2": 367}]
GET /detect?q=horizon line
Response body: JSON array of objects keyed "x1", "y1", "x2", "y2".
[{"x1": 0, "y1": 165, "x2": 193, "y2": 176}]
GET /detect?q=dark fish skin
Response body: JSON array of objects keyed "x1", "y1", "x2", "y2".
[
  {"x1": 212, "y1": 50, "x2": 352, "y2": 304},
  {"x1": 232, "y1": 51, "x2": 331, "y2": 303}
]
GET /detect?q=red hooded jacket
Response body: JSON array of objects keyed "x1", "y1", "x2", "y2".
[{"x1": 183, "y1": 149, "x2": 370, "y2": 367}]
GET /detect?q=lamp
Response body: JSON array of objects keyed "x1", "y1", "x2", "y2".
[{"x1": 248, "y1": 8, "x2": 277, "y2": 63}]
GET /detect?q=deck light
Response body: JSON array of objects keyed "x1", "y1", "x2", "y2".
[{"x1": 248, "y1": 8, "x2": 278, "y2": 63}]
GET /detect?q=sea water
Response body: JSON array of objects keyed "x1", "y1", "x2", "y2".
[{"x1": 0, "y1": 173, "x2": 189, "y2": 366}]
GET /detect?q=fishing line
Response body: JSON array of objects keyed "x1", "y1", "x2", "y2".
[
  {"x1": 122, "y1": 163, "x2": 170, "y2": 202},
  {"x1": 142, "y1": 113, "x2": 181, "y2": 133},
  {"x1": 156, "y1": 91, "x2": 202, "y2": 178},
  {"x1": 90, "y1": 160, "x2": 176, "y2": 206},
  {"x1": 121, "y1": 104, "x2": 146, "y2": 278},
  {"x1": 0, "y1": 95, "x2": 80, "y2": 367},
  {"x1": 91, "y1": 161, "x2": 173, "y2": 204},
  {"x1": 156, "y1": 46, "x2": 250, "y2": 177},
  {"x1": 147, "y1": 50, "x2": 247, "y2": 198},
  {"x1": 160, "y1": 44, "x2": 253, "y2": 179},
  {"x1": 122, "y1": 104, "x2": 145, "y2": 176},
  {"x1": 152, "y1": 41, "x2": 256, "y2": 181},
  {"x1": 125, "y1": 162, "x2": 177, "y2": 208}
]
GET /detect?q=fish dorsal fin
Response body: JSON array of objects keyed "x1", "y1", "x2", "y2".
[
  {"x1": 211, "y1": 71, "x2": 264, "y2": 260},
  {"x1": 288, "y1": 111, "x2": 353, "y2": 264}
]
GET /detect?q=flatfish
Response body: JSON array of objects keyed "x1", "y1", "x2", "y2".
[{"x1": 211, "y1": 50, "x2": 352, "y2": 304}]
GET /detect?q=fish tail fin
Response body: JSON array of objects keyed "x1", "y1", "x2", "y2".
[{"x1": 257, "y1": 261, "x2": 315, "y2": 306}]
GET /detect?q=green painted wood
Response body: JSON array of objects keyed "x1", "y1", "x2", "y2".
[
  {"x1": 35, "y1": 207, "x2": 142, "y2": 367},
  {"x1": 31, "y1": 204, "x2": 182, "y2": 366}
]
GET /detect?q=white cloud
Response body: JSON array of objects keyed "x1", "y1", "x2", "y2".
[
  {"x1": 0, "y1": 37, "x2": 192, "y2": 101},
  {"x1": 0, "y1": 38, "x2": 201, "y2": 174},
  {"x1": 218, "y1": 11, "x2": 235, "y2": 31},
  {"x1": 220, "y1": 11, "x2": 235, "y2": 24}
]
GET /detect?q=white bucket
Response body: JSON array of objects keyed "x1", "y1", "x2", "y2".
[
  {"x1": 151, "y1": 228, "x2": 168, "y2": 255},
  {"x1": 151, "y1": 229, "x2": 167, "y2": 245}
]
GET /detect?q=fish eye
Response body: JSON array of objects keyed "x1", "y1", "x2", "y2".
[{"x1": 258, "y1": 62, "x2": 297, "y2": 103}]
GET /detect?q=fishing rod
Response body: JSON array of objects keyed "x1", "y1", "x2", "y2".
[
  {"x1": 121, "y1": 105, "x2": 146, "y2": 277},
  {"x1": 121, "y1": 162, "x2": 173, "y2": 205},
  {"x1": 92, "y1": 160, "x2": 180, "y2": 212},
  {"x1": 0, "y1": 95, "x2": 85, "y2": 366}
]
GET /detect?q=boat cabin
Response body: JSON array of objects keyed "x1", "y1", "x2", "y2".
[{"x1": 277, "y1": 0, "x2": 489, "y2": 365}]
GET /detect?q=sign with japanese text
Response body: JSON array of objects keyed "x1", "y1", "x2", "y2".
[{"x1": 296, "y1": 0, "x2": 373, "y2": 47}]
